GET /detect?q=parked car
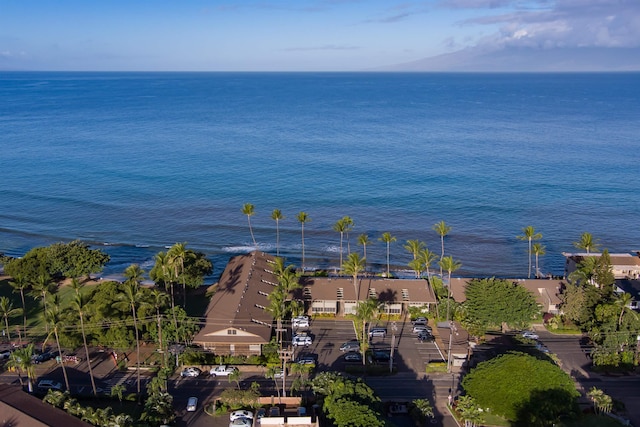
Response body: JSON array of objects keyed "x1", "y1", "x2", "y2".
[
  {"x1": 230, "y1": 410, "x2": 254, "y2": 421},
  {"x1": 0, "y1": 350, "x2": 12, "y2": 360},
  {"x1": 412, "y1": 317, "x2": 428, "y2": 325},
  {"x1": 180, "y1": 367, "x2": 201, "y2": 377},
  {"x1": 339, "y1": 340, "x2": 360, "y2": 352},
  {"x1": 187, "y1": 396, "x2": 198, "y2": 412},
  {"x1": 418, "y1": 331, "x2": 434, "y2": 342},
  {"x1": 256, "y1": 408, "x2": 267, "y2": 419},
  {"x1": 292, "y1": 316, "x2": 310, "y2": 328},
  {"x1": 368, "y1": 327, "x2": 387, "y2": 338},
  {"x1": 229, "y1": 418, "x2": 252, "y2": 427},
  {"x1": 522, "y1": 331, "x2": 539, "y2": 340},
  {"x1": 296, "y1": 354, "x2": 316, "y2": 365},
  {"x1": 412, "y1": 325, "x2": 431, "y2": 334},
  {"x1": 37, "y1": 379, "x2": 63, "y2": 391},
  {"x1": 344, "y1": 352, "x2": 363, "y2": 362},
  {"x1": 272, "y1": 369, "x2": 285, "y2": 379},
  {"x1": 297, "y1": 407, "x2": 307, "y2": 416},
  {"x1": 536, "y1": 343, "x2": 550, "y2": 353},
  {"x1": 210, "y1": 365, "x2": 238, "y2": 377},
  {"x1": 34, "y1": 351, "x2": 59, "y2": 364},
  {"x1": 292, "y1": 335, "x2": 312, "y2": 347}
]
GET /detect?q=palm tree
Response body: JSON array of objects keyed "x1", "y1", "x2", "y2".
[
  {"x1": 71, "y1": 293, "x2": 98, "y2": 397},
  {"x1": 117, "y1": 264, "x2": 145, "y2": 395},
  {"x1": 615, "y1": 292, "x2": 636, "y2": 326},
  {"x1": 404, "y1": 239, "x2": 425, "y2": 261},
  {"x1": 8, "y1": 344, "x2": 36, "y2": 392},
  {"x1": 343, "y1": 216, "x2": 354, "y2": 254},
  {"x1": 456, "y1": 395, "x2": 483, "y2": 427},
  {"x1": 149, "y1": 289, "x2": 170, "y2": 355},
  {"x1": 354, "y1": 298, "x2": 380, "y2": 364},
  {"x1": 588, "y1": 387, "x2": 613, "y2": 414},
  {"x1": 44, "y1": 306, "x2": 70, "y2": 391},
  {"x1": 574, "y1": 232, "x2": 601, "y2": 254},
  {"x1": 9, "y1": 275, "x2": 29, "y2": 340},
  {"x1": 271, "y1": 209, "x2": 284, "y2": 257},
  {"x1": 29, "y1": 273, "x2": 55, "y2": 333},
  {"x1": 517, "y1": 226, "x2": 542, "y2": 279},
  {"x1": 408, "y1": 258, "x2": 423, "y2": 278},
  {"x1": 357, "y1": 234, "x2": 371, "y2": 260},
  {"x1": 433, "y1": 221, "x2": 452, "y2": 276},
  {"x1": 296, "y1": 211, "x2": 310, "y2": 272},
  {"x1": 342, "y1": 253, "x2": 366, "y2": 300},
  {"x1": 532, "y1": 242, "x2": 546, "y2": 278},
  {"x1": 154, "y1": 251, "x2": 179, "y2": 332},
  {"x1": 439, "y1": 256, "x2": 462, "y2": 323},
  {"x1": 242, "y1": 203, "x2": 257, "y2": 247},
  {"x1": 419, "y1": 248, "x2": 438, "y2": 281},
  {"x1": 379, "y1": 232, "x2": 397, "y2": 278},
  {"x1": 167, "y1": 242, "x2": 192, "y2": 308},
  {"x1": 333, "y1": 217, "x2": 348, "y2": 268},
  {"x1": 0, "y1": 296, "x2": 22, "y2": 343}
]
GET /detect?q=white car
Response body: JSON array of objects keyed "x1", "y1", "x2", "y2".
[
  {"x1": 180, "y1": 367, "x2": 201, "y2": 377},
  {"x1": 210, "y1": 365, "x2": 238, "y2": 377},
  {"x1": 292, "y1": 335, "x2": 312, "y2": 347},
  {"x1": 368, "y1": 327, "x2": 387, "y2": 338},
  {"x1": 229, "y1": 418, "x2": 252, "y2": 427},
  {"x1": 412, "y1": 317, "x2": 428, "y2": 325},
  {"x1": 412, "y1": 325, "x2": 431, "y2": 334},
  {"x1": 521, "y1": 331, "x2": 539, "y2": 340},
  {"x1": 230, "y1": 410, "x2": 254, "y2": 421},
  {"x1": 37, "y1": 379, "x2": 63, "y2": 391},
  {"x1": 292, "y1": 316, "x2": 310, "y2": 328}
]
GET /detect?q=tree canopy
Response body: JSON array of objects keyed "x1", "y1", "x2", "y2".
[
  {"x1": 462, "y1": 352, "x2": 579, "y2": 423},
  {"x1": 463, "y1": 278, "x2": 539, "y2": 333}
]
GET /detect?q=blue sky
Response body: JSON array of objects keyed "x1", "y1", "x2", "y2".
[{"x1": 1, "y1": 0, "x2": 638, "y2": 71}]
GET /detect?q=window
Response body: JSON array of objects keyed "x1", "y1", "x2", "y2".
[{"x1": 227, "y1": 329, "x2": 237, "y2": 335}]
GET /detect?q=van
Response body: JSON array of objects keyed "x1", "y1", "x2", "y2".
[
  {"x1": 187, "y1": 396, "x2": 198, "y2": 412},
  {"x1": 369, "y1": 327, "x2": 387, "y2": 338}
]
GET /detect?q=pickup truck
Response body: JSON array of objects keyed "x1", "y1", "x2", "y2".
[{"x1": 209, "y1": 365, "x2": 238, "y2": 377}]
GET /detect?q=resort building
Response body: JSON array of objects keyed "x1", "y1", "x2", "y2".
[
  {"x1": 563, "y1": 252, "x2": 640, "y2": 280},
  {"x1": 294, "y1": 275, "x2": 437, "y2": 316},
  {"x1": 192, "y1": 251, "x2": 278, "y2": 356}
]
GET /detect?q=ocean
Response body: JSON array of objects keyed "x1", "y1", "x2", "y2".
[{"x1": 1, "y1": 72, "x2": 639, "y2": 281}]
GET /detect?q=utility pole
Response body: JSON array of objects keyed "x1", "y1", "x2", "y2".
[
  {"x1": 276, "y1": 319, "x2": 289, "y2": 399},
  {"x1": 389, "y1": 322, "x2": 398, "y2": 373}
]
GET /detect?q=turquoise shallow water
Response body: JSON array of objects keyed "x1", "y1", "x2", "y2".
[{"x1": 1, "y1": 72, "x2": 639, "y2": 280}]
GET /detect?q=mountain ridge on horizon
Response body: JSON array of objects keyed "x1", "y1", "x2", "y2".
[{"x1": 376, "y1": 46, "x2": 640, "y2": 73}]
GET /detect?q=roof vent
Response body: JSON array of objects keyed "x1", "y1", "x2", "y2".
[
  {"x1": 402, "y1": 289, "x2": 409, "y2": 301},
  {"x1": 337, "y1": 288, "x2": 344, "y2": 299},
  {"x1": 369, "y1": 288, "x2": 377, "y2": 298}
]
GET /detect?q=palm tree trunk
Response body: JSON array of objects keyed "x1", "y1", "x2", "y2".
[
  {"x1": 276, "y1": 220, "x2": 280, "y2": 257},
  {"x1": 4, "y1": 316, "x2": 11, "y2": 342},
  {"x1": 79, "y1": 314, "x2": 98, "y2": 396},
  {"x1": 54, "y1": 328, "x2": 70, "y2": 391},
  {"x1": 527, "y1": 238, "x2": 532, "y2": 278},
  {"x1": 20, "y1": 289, "x2": 26, "y2": 341},
  {"x1": 132, "y1": 306, "x2": 141, "y2": 395}
]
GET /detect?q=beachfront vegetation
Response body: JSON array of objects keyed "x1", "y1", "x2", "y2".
[
  {"x1": 296, "y1": 211, "x2": 310, "y2": 271},
  {"x1": 433, "y1": 220, "x2": 452, "y2": 276},
  {"x1": 463, "y1": 278, "x2": 540, "y2": 334},
  {"x1": 462, "y1": 352, "x2": 580, "y2": 425},
  {"x1": 573, "y1": 231, "x2": 601, "y2": 254},
  {"x1": 271, "y1": 208, "x2": 284, "y2": 257},
  {"x1": 242, "y1": 203, "x2": 257, "y2": 247},
  {"x1": 378, "y1": 232, "x2": 396, "y2": 278}
]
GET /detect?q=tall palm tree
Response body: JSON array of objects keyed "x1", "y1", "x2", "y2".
[
  {"x1": 379, "y1": 232, "x2": 397, "y2": 278},
  {"x1": 532, "y1": 242, "x2": 546, "y2": 278},
  {"x1": 242, "y1": 203, "x2": 257, "y2": 247},
  {"x1": 271, "y1": 209, "x2": 284, "y2": 257},
  {"x1": 354, "y1": 298, "x2": 380, "y2": 364},
  {"x1": 296, "y1": 211, "x2": 310, "y2": 272},
  {"x1": 574, "y1": 232, "x2": 601, "y2": 254},
  {"x1": 342, "y1": 253, "x2": 366, "y2": 300},
  {"x1": 439, "y1": 256, "x2": 462, "y2": 324},
  {"x1": 517, "y1": 226, "x2": 542, "y2": 279},
  {"x1": 8, "y1": 344, "x2": 36, "y2": 392},
  {"x1": 167, "y1": 242, "x2": 192, "y2": 308},
  {"x1": 154, "y1": 251, "x2": 179, "y2": 332},
  {"x1": 357, "y1": 234, "x2": 371, "y2": 260},
  {"x1": 117, "y1": 264, "x2": 145, "y2": 395},
  {"x1": 9, "y1": 275, "x2": 29, "y2": 340},
  {"x1": 71, "y1": 293, "x2": 98, "y2": 396},
  {"x1": 408, "y1": 258, "x2": 423, "y2": 278},
  {"x1": 342, "y1": 216, "x2": 354, "y2": 254},
  {"x1": 44, "y1": 306, "x2": 70, "y2": 392},
  {"x1": 0, "y1": 297, "x2": 22, "y2": 343},
  {"x1": 433, "y1": 221, "x2": 452, "y2": 275},
  {"x1": 333, "y1": 217, "x2": 348, "y2": 268},
  {"x1": 149, "y1": 289, "x2": 170, "y2": 355},
  {"x1": 404, "y1": 240, "x2": 425, "y2": 260},
  {"x1": 419, "y1": 248, "x2": 438, "y2": 281},
  {"x1": 615, "y1": 292, "x2": 636, "y2": 326},
  {"x1": 29, "y1": 273, "x2": 55, "y2": 333}
]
